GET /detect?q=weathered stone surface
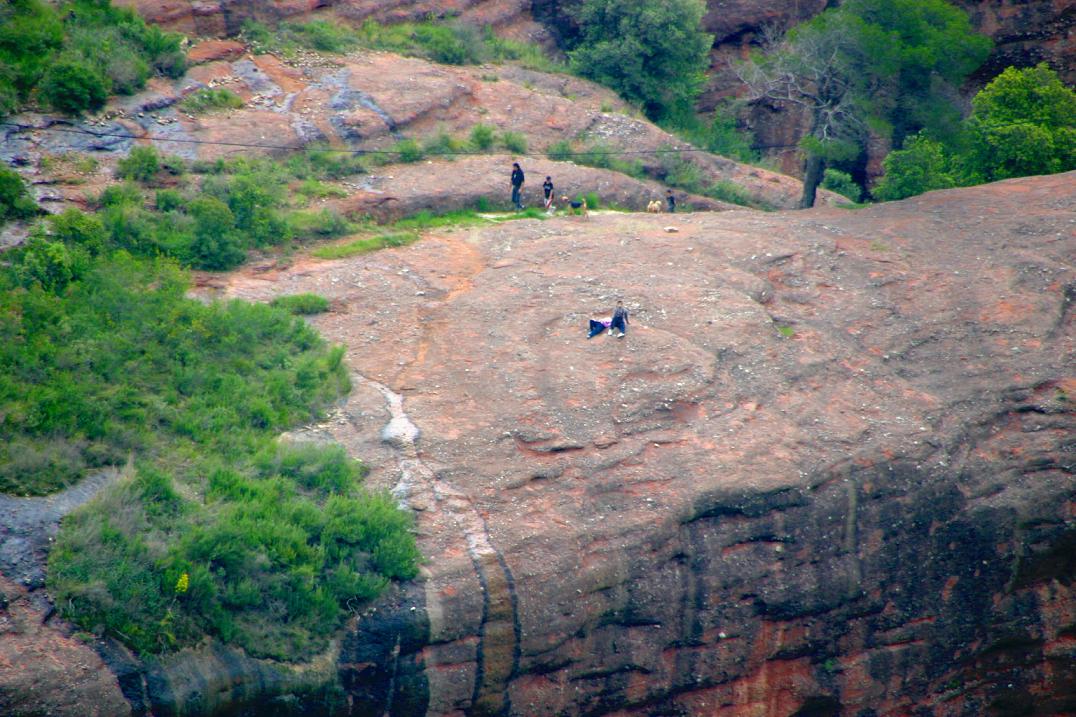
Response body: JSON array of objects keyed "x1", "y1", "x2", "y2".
[
  {"x1": 6, "y1": 49, "x2": 823, "y2": 211},
  {"x1": 192, "y1": 171, "x2": 1073, "y2": 716}
]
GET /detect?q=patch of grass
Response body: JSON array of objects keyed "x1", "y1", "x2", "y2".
[
  {"x1": 869, "y1": 240, "x2": 889, "y2": 252},
  {"x1": 40, "y1": 152, "x2": 99, "y2": 178},
  {"x1": 390, "y1": 138, "x2": 425, "y2": 164},
  {"x1": 776, "y1": 325, "x2": 795, "y2": 338},
  {"x1": 242, "y1": 19, "x2": 358, "y2": 57},
  {"x1": 270, "y1": 293, "x2": 331, "y2": 315},
  {"x1": 296, "y1": 179, "x2": 348, "y2": 199},
  {"x1": 393, "y1": 209, "x2": 485, "y2": 232},
  {"x1": 312, "y1": 232, "x2": 417, "y2": 260},
  {"x1": 423, "y1": 131, "x2": 467, "y2": 157},
  {"x1": 287, "y1": 209, "x2": 353, "y2": 240},
  {"x1": 179, "y1": 88, "x2": 244, "y2": 115},
  {"x1": 706, "y1": 180, "x2": 762, "y2": 209},
  {"x1": 494, "y1": 206, "x2": 548, "y2": 221},
  {"x1": 500, "y1": 131, "x2": 528, "y2": 154}
]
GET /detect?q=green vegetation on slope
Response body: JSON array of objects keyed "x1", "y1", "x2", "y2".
[
  {"x1": 0, "y1": 0, "x2": 186, "y2": 118},
  {"x1": 0, "y1": 164, "x2": 38, "y2": 225},
  {"x1": 566, "y1": 0, "x2": 713, "y2": 123},
  {"x1": 3, "y1": 145, "x2": 420, "y2": 660},
  {"x1": 875, "y1": 64, "x2": 1076, "y2": 201},
  {"x1": 738, "y1": 0, "x2": 992, "y2": 206},
  {"x1": 242, "y1": 18, "x2": 564, "y2": 73}
]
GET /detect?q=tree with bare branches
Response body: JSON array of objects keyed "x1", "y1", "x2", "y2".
[{"x1": 736, "y1": 0, "x2": 991, "y2": 208}]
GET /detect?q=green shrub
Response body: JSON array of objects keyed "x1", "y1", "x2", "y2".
[
  {"x1": 39, "y1": 58, "x2": 109, "y2": 115},
  {"x1": 296, "y1": 179, "x2": 347, "y2": 199},
  {"x1": 500, "y1": 131, "x2": 528, "y2": 154},
  {"x1": 289, "y1": 20, "x2": 358, "y2": 54},
  {"x1": 874, "y1": 133, "x2": 956, "y2": 201},
  {"x1": 469, "y1": 124, "x2": 495, "y2": 151},
  {"x1": 287, "y1": 209, "x2": 352, "y2": 240},
  {"x1": 286, "y1": 147, "x2": 367, "y2": 180},
  {"x1": 180, "y1": 88, "x2": 244, "y2": 115},
  {"x1": 392, "y1": 138, "x2": 425, "y2": 164},
  {"x1": 99, "y1": 182, "x2": 143, "y2": 208},
  {"x1": 48, "y1": 209, "x2": 107, "y2": 256},
  {"x1": 14, "y1": 234, "x2": 86, "y2": 292},
  {"x1": 568, "y1": 0, "x2": 712, "y2": 121},
  {"x1": 423, "y1": 131, "x2": 465, "y2": 157},
  {"x1": 270, "y1": 293, "x2": 332, "y2": 315},
  {"x1": 117, "y1": 146, "x2": 162, "y2": 184},
  {"x1": 0, "y1": 166, "x2": 37, "y2": 224},
  {"x1": 546, "y1": 140, "x2": 574, "y2": 162},
  {"x1": 155, "y1": 188, "x2": 186, "y2": 212},
  {"x1": 707, "y1": 180, "x2": 756, "y2": 208},
  {"x1": 821, "y1": 169, "x2": 862, "y2": 202},
  {"x1": 584, "y1": 191, "x2": 601, "y2": 210}
]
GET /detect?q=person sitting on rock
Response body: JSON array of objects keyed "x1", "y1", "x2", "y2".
[
  {"x1": 511, "y1": 162, "x2": 525, "y2": 210},
  {"x1": 587, "y1": 318, "x2": 611, "y2": 338},
  {"x1": 610, "y1": 300, "x2": 629, "y2": 337}
]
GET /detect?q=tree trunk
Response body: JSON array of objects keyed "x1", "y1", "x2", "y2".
[{"x1": 799, "y1": 152, "x2": 824, "y2": 208}]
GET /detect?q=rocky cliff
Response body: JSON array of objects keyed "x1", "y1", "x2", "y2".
[{"x1": 2, "y1": 164, "x2": 1073, "y2": 715}]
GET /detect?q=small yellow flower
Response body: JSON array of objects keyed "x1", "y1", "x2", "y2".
[{"x1": 175, "y1": 572, "x2": 189, "y2": 595}]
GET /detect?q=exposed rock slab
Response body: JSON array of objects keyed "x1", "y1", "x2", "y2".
[
  {"x1": 6, "y1": 49, "x2": 827, "y2": 211},
  {"x1": 190, "y1": 172, "x2": 1075, "y2": 716}
]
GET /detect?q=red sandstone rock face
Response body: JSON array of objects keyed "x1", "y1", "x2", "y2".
[
  {"x1": 191, "y1": 171, "x2": 1073, "y2": 716},
  {"x1": 3, "y1": 48, "x2": 823, "y2": 212}
]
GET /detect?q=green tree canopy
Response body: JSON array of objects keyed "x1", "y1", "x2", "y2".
[
  {"x1": 738, "y1": 0, "x2": 990, "y2": 206},
  {"x1": 961, "y1": 63, "x2": 1076, "y2": 182},
  {"x1": 568, "y1": 0, "x2": 713, "y2": 121}
]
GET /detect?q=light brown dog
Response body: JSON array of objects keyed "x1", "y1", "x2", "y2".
[
  {"x1": 562, "y1": 195, "x2": 589, "y2": 220},
  {"x1": 646, "y1": 200, "x2": 663, "y2": 213}
]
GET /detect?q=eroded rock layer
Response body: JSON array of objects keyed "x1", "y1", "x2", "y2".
[{"x1": 192, "y1": 171, "x2": 1074, "y2": 716}]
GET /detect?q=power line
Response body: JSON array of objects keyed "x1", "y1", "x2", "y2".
[{"x1": 0, "y1": 121, "x2": 724, "y2": 159}]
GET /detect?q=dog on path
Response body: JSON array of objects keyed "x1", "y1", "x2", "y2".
[
  {"x1": 646, "y1": 200, "x2": 663, "y2": 213},
  {"x1": 562, "y1": 195, "x2": 589, "y2": 220}
]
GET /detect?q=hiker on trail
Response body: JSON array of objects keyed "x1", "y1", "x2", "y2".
[
  {"x1": 543, "y1": 176, "x2": 554, "y2": 212},
  {"x1": 610, "y1": 300, "x2": 629, "y2": 337},
  {"x1": 666, "y1": 189, "x2": 676, "y2": 213},
  {"x1": 511, "y1": 162, "x2": 525, "y2": 210}
]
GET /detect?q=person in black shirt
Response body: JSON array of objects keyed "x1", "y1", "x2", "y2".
[
  {"x1": 542, "y1": 176, "x2": 554, "y2": 212},
  {"x1": 610, "y1": 300, "x2": 629, "y2": 337},
  {"x1": 511, "y1": 162, "x2": 525, "y2": 210},
  {"x1": 666, "y1": 189, "x2": 676, "y2": 213}
]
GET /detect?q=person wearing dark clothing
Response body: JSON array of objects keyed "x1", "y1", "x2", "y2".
[
  {"x1": 587, "y1": 318, "x2": 610, "y2": 338},
  {"x1": 666, "y1": 189, "x2": 676, "y2": 213},
  {"x1": 542, "y1": 176, "x2": 554, "y2": 211},
  {"x1": 610, "y1": 300, "x2": 629, "y2": 337},
  {"x1": 511, "y1": 162, "x2": 525, "y2": 210}
]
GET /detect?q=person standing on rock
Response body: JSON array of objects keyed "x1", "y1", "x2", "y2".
[
  {"x1": 511, "y1": 162, "x2": 525, "y2": 210},
  {"x1": 543, "y1": 175, "x2": 554, "y2": 213},
  {"x1": 666, "y1": 189, "x2": 676, "y2": 213},
  {"x1": 610, "y1": 300, "x2": 629, "y2": 337}
]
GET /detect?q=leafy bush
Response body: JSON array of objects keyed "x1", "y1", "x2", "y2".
[
  {"x1": 568, "y1": 0, "x2": 713, "y2": 121},
  {"x1": 961, "y1": 63, "x2": 1076, "y2": 182},
  {"x1": 270, "y1": 293, "x2": 332, "y2": 315},
  {"x1": 874, "y1": 133, "x2": 956, "y2": 201},
  {"x1": 821, "y1": 169, "x2": 862, "y2": 202},
  {"x1": 500, "y1": 131, "x2": 528, "y2": 154},
  {"x1": 423, "y1": 131, "x2": 466, "y2": 157},
  {"x1": 392, "y1": 138, "x2": 425, "y2": 164},
  {"x1": 39, "y1": 58, "x2": 110, "y2": 115},
  {"x1": 47, "y1": 208, "x2": 107, "y2": 256},
  {"x1": 0, "y1": 165, "x2": 38, "y2": 224},
  {"x1": 116, "y1": 146, "x2": 162, "y2": 183},
  {"x1": 546, "y1": 139, "x2": 574, "y2": 162},
  {"x1": 0, "y1": 0, "x2": 186, "y2": 116},
  {"x1": 287, "y1": 209, "x2": 353, "y2": 240},
  {"x1": 180, "y1": 88, "x2": 244, "y2": 115},
  {"x1": 469, "y1": 124, "x2": 495, "y2": 151}
]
